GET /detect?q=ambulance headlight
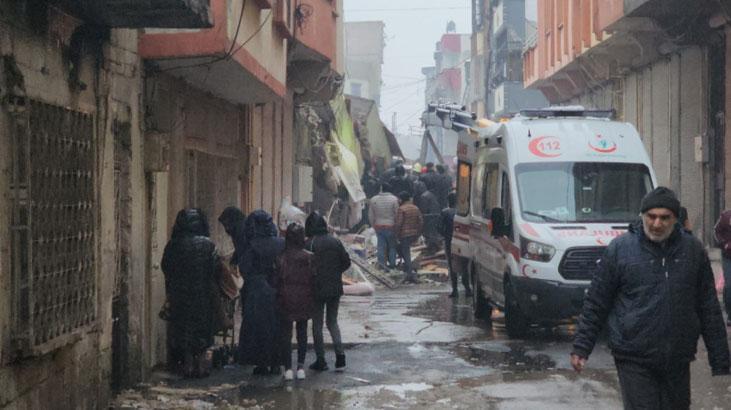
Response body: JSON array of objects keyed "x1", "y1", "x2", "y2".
[{"x1": 520, "y1": 236, "x2": 556, "y2": 262}]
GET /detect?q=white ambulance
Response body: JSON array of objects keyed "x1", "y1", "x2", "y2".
[{"x1": 464, "y1": 107, "x2": 657, "y2": 338}]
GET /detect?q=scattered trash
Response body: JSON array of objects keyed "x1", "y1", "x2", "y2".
[
  {"x1": 346, "y1": 249, "x2": 397, "y2": 289},
  {"x1": 346, "y1": 376, "x2": 372, "y2": 384},
  {"x1": 277, "y1": 197, "x2": 307, "y2": 232},
  {"x1": 343, "y1": 264, "x2": 375, "y2": 296}
]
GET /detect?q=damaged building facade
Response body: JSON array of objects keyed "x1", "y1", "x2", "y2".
[
  {"x1": 0, "y1": 0, "x2": 210, "y2": 407},
  {"x1": 295, "y1": 19, "x2": 401, "y2": 230},
  {"x1": 523, "y1": 0, "x2": 730, "y2": 243},
  {"x1": 0, "y1": 0, "x2": 347, "y2": 408}
]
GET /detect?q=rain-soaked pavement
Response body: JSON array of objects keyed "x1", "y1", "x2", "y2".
[{"x1": 114, "y1": 284, "x2": 731, "y2": 409}]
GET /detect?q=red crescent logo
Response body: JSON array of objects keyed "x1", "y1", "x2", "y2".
[
  {"x1": 521, "y1": 265, "x2": 531, "y2": 276},
  {"x1": 521, "y1": 264, "x2": 538, "y2": 277},
  {"x1": 529, "y1": 136, "x2": 562, "y2": 158},
  {"x1": 589, "y1": 135, "x2": 618, "y2": 153}
]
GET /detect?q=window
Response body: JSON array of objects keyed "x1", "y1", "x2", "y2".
[
  {"x1": 500, "y1": 171, "x2": 514, "y2": 240},
  {"x1": 456, "y1": 161, "x2": 472, "y2": 216},
  {"x1": 479, "y1": 163, "x2": 499, "y2": 218},
  {"x1": 11, "y1": 101, "x2": 97, "y2": 353},
  {"x1": 515, "y1": 162, "x2": 653, "y2": 223},
  {"x1": 350, "y1": 82, "x2": 363, "y2": 97}
]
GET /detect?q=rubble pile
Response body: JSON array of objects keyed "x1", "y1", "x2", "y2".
[{"x1": 338, "y1": 230, "x2": 450, "y2": 288}]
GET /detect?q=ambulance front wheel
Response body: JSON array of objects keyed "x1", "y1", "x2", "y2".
[{"x1": 504, "y1": 277, "x2": 530, "y2": 339}]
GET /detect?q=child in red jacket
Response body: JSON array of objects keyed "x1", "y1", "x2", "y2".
[{"x1": 274, "y1": 223, "x2": 315, "y2": 380}]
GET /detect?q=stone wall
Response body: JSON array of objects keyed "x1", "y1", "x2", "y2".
[{"x1": 0, "y1": 4, "x2": 145, "y2": 407}]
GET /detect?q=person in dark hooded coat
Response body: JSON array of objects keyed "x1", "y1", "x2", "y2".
[
  {"x1": 434, "y1": 164, "x2": 452, "y2": 209},
  {"x1": 419, "y1": 162, "x2": 439, "y2": 192},
  {"x1": 380, "y1": 158, "x2": 403, "y2": 186},
  {"x1": 413, "y1": 180, "x2": 442, "y2": 254},
  {"x1": 305, "y1": 211, "x2": 351, "y2": 372},
  {"x1": 388, "y1": 165, "x2": 413, "y2": 197},
  {"x1": 237, "y1": 210, "x2": 285, "y2": 375},
  {"x1": 218, "y1": 206, "x2": 248, "y2": 266},
  {"x1": 161, "y1": 208, "x2": 221, "y2": 378}
]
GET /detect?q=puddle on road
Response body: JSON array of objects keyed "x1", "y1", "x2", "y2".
[
  {"x1": 383, "y1": 382, "x2": 432, "y2": 399},
  {"x1": 404, "y1": 293, "x2": 486, "y2": 329},
  {"x1": 455, "y1": 342, "x2": 557, "y2": 372},
  {"x1": 236, "y1": 384, "x2": 344, "y2": 409},
  {"x1": 404, "y1": 292, "x2": 590, "y2": 374}
]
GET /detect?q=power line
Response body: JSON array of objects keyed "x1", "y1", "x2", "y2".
[
  {"x1": 227, "y1": 0, "x2": 247, "y2": 56},
  {"x1": 158, "y1": 8, "x2": 272, "y2": 73},
  {"x1": 348, "y1": 7, "x2": 468, "y2": 12}
]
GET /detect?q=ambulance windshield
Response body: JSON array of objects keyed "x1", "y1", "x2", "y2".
[{"x1": 515, "y1": 162, "x2": 653, "y2": 223}]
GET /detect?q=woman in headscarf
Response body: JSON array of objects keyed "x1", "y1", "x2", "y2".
[
  {"x1": 218, "y1": 206, "x2": 248, "y2": 266},
  {"x1": 237, "y1": 210, "x2": 285, "y2": 375},
  {"x1": 161, "y1": 208, "x2": 221, "y2": 378}
]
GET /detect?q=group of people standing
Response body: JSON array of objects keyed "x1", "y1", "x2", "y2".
[
  {"x1": 161, "y1": 207, "x2": 351, "y2": 381},
  {"x1": 364, "y1": 160, "x2": 469, "y2": 296}
]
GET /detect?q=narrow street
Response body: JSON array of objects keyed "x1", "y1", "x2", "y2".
[
  {"x1": 114, "y1": 283, "x2": 731, "y2": 409},
  {"x1": 5, "y1": 1, "x2": 731, "y2": 408}
]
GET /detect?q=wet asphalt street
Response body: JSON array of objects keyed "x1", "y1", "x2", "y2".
[{"x1": 114, "y1": 284, "x2": 731, "y2": 409}]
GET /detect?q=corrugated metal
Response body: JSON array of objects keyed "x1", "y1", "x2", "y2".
[
  {"x1": 624, "y1": 73, "x2": 638, "y2": 125},
  {"x1": 251, "y1": 105, "x2": 263, "y2": 211},
  {"x1": 651, "y1": 60, "x2": 671, "y2": 186},
  {"x1": 617, "y1": 47, "x2": 709, "y2": 238},
  {"x1": 679, "y1": 48, "x2": 706, "y2": 239},
  {"x1": 282, "y1": 96, "x2": 294, "y2": 205},
  {"x1": 273, "y1": 101, "x2": 283, "y2": 215},
  {"x1": 262, "y1": 103, "x2": 275, "y2": 214},
  {"x1": 669, "y1": 54, "x2": 682, "y2": 192},
  {"x1": 640, "y1": 69, "x2": 654, "y2": 163}
]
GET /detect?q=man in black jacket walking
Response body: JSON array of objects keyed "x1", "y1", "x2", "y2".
[
  {"x1": 305, "y1": 211, "x2": 351, "y2": 372},
  {"x1": 571, "y1": 187, "x2": 730, "y2": 409}
]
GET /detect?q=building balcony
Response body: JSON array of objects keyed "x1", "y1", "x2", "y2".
[
  {"x1": 56, "y1": 0, "x2": 212, "y2": 28},
  {"x1": 139, "y1": 0, "x2": 288, "y2": 104},
  {"x1": 524, "y1": 0, "x2": 724, "y2": 103},
  {"x1": 287, "y1": 0, "x2": 344, "y2": 103}
]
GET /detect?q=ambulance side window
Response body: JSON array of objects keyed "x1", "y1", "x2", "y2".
[
  {"x1": 500, "y1": 171, "x2": 514, "y2": 241},
  {"x1": 456, "y1": 161, "x2": 471, "y2": 216},
  {"x1": 481, "y1": 164, "x2": 499, "y2": 218},
  {"x1": 471, "y1": 165, "x2": 484, "y2": 217}
]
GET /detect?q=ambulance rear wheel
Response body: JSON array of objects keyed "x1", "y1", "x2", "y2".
[
  {"x1": 504, "y1": 278, "x2": 530, "y2": 339},
  {"x1": 471, "y1": 267, "x2": 492, "y2": 322}
]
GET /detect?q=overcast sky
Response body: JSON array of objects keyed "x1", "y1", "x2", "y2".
[{"x1": 344, "y1": 0, "x2": 471, "y2": 144}]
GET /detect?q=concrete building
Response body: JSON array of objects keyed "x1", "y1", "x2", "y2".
[
  {"x1": 344, "y1": 21, "x2": 385, "y2": 104},
  {"x1": 468, "y1": 0, "x2": 490, "y2": 118},
  {"x1": 0, "y1": 0, "x2": 210, "y2": 408},
  {"x1": 421, "y1": 26, "x2": 471, "y2": 164},
  {"x1": 468, "y1": 0, "x2": 546, "y2": 120},
  {"x1": 141, "y1": 0, "x2": 343, "y2": 362},
  {"x1": 0, "y1": 0, "x2": 343, "y2": 408},
  {"x1": 523, "y1": 0, "x2": 728, "y2": 243}
]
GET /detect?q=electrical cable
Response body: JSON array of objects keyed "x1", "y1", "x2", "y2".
[
  {"x1": 158, "y1": 5, "x2": 272, "y2": 73},
  {"x1": 227, "y1": 0, "x2": 248, "y2": 56},
  {"x1": 229, "y1": 11, "x2": 273, "y2": 57},
  {"x1": 348, "y1": 7, "x2": 468, "y2": 12}
]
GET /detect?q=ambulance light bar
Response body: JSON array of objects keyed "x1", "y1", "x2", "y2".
[{"x1": 519, "y1": 106, "x2": 614, "y2": 119}]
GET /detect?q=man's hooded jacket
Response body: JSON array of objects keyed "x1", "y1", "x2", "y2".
[{"x1": 305, "y1": 212, "x2": 351, "y2": 300}]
